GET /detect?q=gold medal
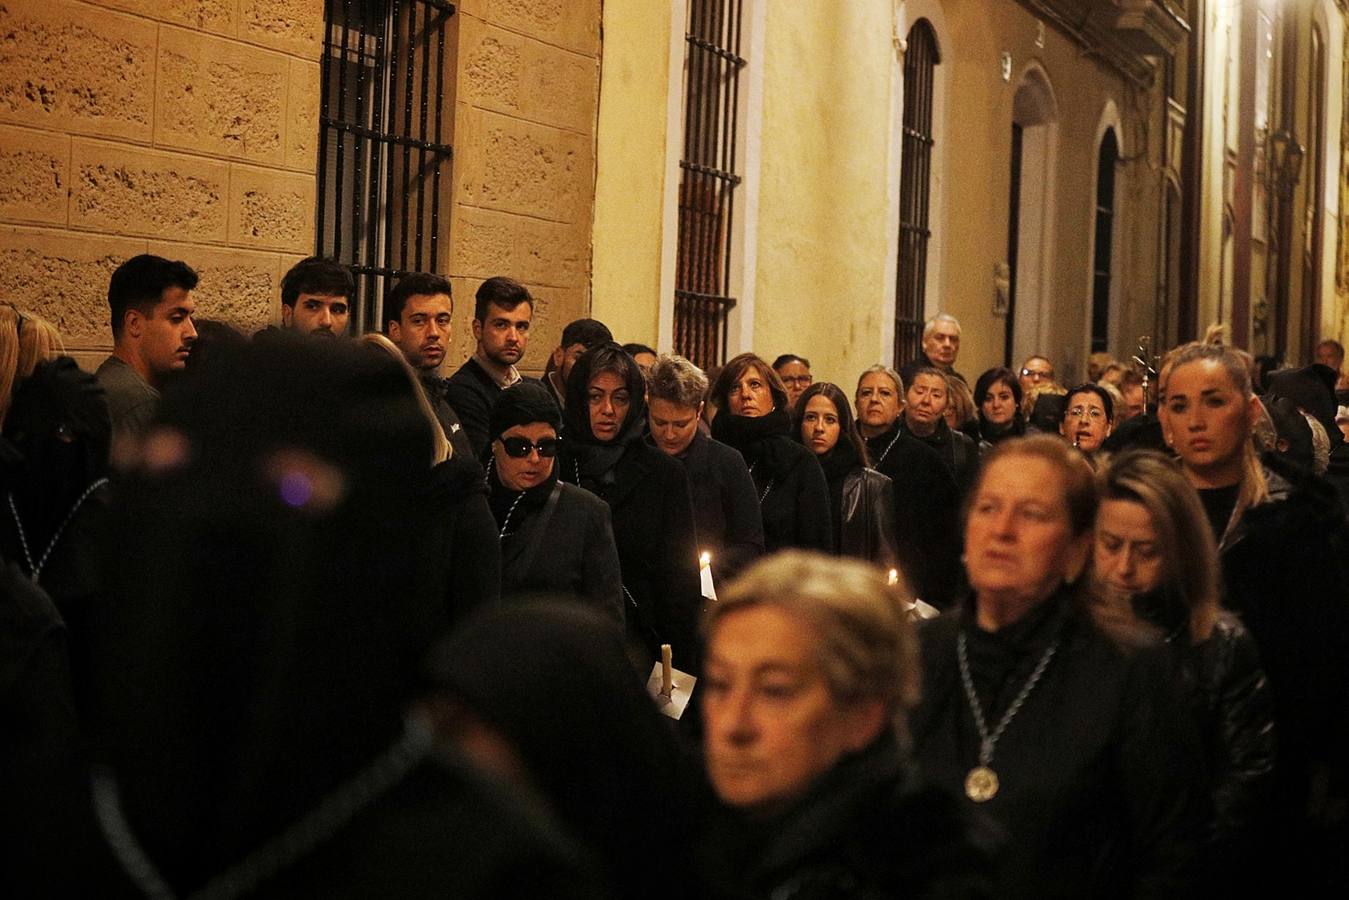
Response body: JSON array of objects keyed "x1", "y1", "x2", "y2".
[{"x1": 964, "y1": 765, "x2": 999, "y2": 802}]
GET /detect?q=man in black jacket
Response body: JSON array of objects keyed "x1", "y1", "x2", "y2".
[
  {"x1": 446, "y1": 277, "x2": 535, "y2": 458},
  {"x1": 384, "y1": 272, "x2": 476, "y2": 463}
]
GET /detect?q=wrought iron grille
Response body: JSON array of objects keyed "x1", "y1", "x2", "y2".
[
  {"x1": 317, "y1": 0, "x2": 455, "y2": 333},
  {"x1": 675, "y1": 0, "x2": 745, "y2": 370},
  {"x1": 1090, "y1": 129, "x2": 1119, "y2": 353},
  {"x1": 895, "y1": 20, "x2": 939, "y2": 368}
]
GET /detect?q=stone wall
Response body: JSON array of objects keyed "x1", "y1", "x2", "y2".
[
  {"x1": 448, "y1": 0, "x2": 600, "y2": 374},
  {"x1": 0, "y1": 0, "x2": 322, "y2": 369}
]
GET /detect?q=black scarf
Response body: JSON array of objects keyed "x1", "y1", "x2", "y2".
[
  {"x1": 979, "y1": 411, "x2": 1025, "y2": 445},
  {"x1": 562, "y1": 343, "x2": 649, "y2": 487},
  {"x1": 486, "y1": 458, "x2": 559, "y2": 536},
  {"x1": 712, "y1": 408, "x2": 800, "y2": 482},
  {"x1": 815, "y1": 439, "x2": 862, "y2": 487}
]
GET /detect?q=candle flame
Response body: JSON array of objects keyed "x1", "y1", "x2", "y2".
[
  {"x1": 887, "y1": 569, "x2": 899, "y2": 586},
  {"x1": 699, "y1": 551, "x2": 712, "y2": 567}
]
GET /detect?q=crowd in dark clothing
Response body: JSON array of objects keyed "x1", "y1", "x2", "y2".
[{"x1": 3, "y1": 254, "x2": 1349, "y2": 897}]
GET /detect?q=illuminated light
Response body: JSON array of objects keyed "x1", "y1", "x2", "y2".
[{"x1": 279, "y1": 471, "x2": 314, "y2": 508}]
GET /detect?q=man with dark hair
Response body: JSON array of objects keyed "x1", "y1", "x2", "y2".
[
  {"x1": 95, "y1": 254, "x2": 199, "y2": 443},
  {"x1": 384, "y1": 272, "x2": 475, "y2": 461},
  {"x1": 445, "y1": 276, "x2": 535, "y2": 456},
  {"x1": 545, "y1": 318, "x2": 613, "y2": 407},
  {"x1": 279, "y1": 256, "x2": 354, "y2": 338}
]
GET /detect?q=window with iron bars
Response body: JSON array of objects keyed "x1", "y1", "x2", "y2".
[
  {"x1": 317, "y1": 0, "x2": 455, "y2": 334},
  {"x1": 675, "y1": 0, "x2": 745, "y2": 370},
  {"x1": 895, "y1": 19, "x2": 939, "y2": 368}
]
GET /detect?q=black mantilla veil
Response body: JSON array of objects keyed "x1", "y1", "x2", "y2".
[
  {"x1": 86, "y1": 337, "x2": 446, "y2": 890},
  {"x1": 562, "y1": 342, "x2": 648, "y2": 484}
]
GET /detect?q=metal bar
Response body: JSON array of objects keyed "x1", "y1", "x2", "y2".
[
  {"x1": 318, "y1": 117, "x2": 453, "y2": 156},
  {"x1": 429, "y1": 2, "x2": 447, "y2": 274},
  {"x1": 414, "y1": 0, "x2": 431, "y2": 272},
  {"x1": 677, "y1": 160, "x2": 741, "y2": 184},
  {"x1": 365, "y1": 0, "x2": 390, "y2": 334},
  {"x1": 334, "y1": 0, "x2": 353, "y2": 261},
  {"x1": 383, "y1": 0, "x2": 403, "y2": 304},
  {"x1": 400, "y1": 1, "x2": 416, "y2": 273},
  {"x1": 352, "y1": 0, "x2": 370, "y2": 307},
  {"x1": 686, "y1": 34, "x2": 745, "y2": 66},
  {"x1": 316, "y1": 0, "x2": 335, "y2": 256}
]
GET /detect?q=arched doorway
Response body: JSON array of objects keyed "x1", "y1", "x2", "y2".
[{"x1": 1005, "y1": 67, "x2": 1059, "y2": 367}]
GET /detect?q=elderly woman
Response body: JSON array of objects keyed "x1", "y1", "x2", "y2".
[
  {"x1": 1059, "y1": 382, "x2": 1113, "y2": 463},
  {"x1": 697, "y1": 551, "x2": 990, "y2": 898},
  {"x1": 647, "y1": 355, "x2": 765, "y2": 581},
  {"x1": 559, "y1": 342, "x2": 702, "y2": 670},
  {"x1": 709, "y1": 353, "x2": 831, "y2": 553},
  {"x1": 1091, "y1": 450, "x2": 1274, "y2": 884},
  {"x1": 973, "y1": 366, "x2": 1025, "y2": 445},
  {"x1": 486, "y1": 382, "x2": 623, "y2": 622},
  {"x1": 1161, "y1": 341, "x2": 1349, "y2": 889},
  {"x1": 910, "y1": 435, "x2": 1203, "y2": 895},
  {"x1": 793, "y1": 382, "x2": 898, "y2": 567}
]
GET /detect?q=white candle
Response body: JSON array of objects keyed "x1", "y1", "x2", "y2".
[{"x1": 700, "y1": 551, "x2": 717, "y2": 602}]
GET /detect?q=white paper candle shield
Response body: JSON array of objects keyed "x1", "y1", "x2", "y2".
[{"x1": 699, "y1": 551, "x2": 717, "y2": 602}]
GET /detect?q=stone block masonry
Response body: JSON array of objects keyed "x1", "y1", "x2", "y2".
[{"x1": 0, "y1": 0, "x2": 325, "y2": 361}]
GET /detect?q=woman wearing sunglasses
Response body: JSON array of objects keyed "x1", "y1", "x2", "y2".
[
  {"x1": 559, "y1": 343, "x2": 703, "y2": 672},
  {"x1": 487, "y1": 381, "x2": 624, "y2": 623}
]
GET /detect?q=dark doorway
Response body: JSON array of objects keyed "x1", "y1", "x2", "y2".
[
  {"x1": 1004, "y1": 123, "x2": 1023, "y2": 367},
  {"x1": 1090, "y1": 129, "x2": 1119, "y2": 353}
]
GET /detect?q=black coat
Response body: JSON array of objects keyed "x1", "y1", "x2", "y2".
[
  {"x1": 899, "y1": 417, "x2": 980, "y2": 494},
  {"x1": 911, "y1": 592, "x2": 1205, "y2": 898},
  {"x1": 865, "y1": 425, "x2": 963, "y2": 608},
  {"x1": 696, "y1": 733, "x2": 993, "y2": 899},
  {"x1": 836, "y1": 467, "x2": 899, "y2": 568},
  {"x1": 426, "y1": 455, "x2": 501, "y2": 627},
  {"x1": 669, "y1": 430, "x2": 765, "y2": 581},
  {"x1": 1217, "y1": 457, "x2": 1349, "y2": 888},
  {"x1": 421, "y1": 371, "x2": 480, "y2": 464},
  {"x1": 499, "y1": 480, "x2": 625, "y2": 625},
  {"x1": 561, "y1": 440, "x2": 703, "y2": 670}
]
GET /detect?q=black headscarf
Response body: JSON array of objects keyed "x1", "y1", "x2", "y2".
[
  {"x1": 562, "y1": 342, "x2": 648, "y2": 484},
  {"x1": 86, "y1": 338, "x2": 445, "y2": 890},
  {"x1": 427, "y1": 601, "x2": 696, "y2": 900},
  {"x1": 487, "y1": 382, "x2": 563, "y2": 535}
]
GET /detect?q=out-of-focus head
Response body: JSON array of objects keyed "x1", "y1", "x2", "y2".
[
  {"x1": 552, "y1": 318, "x2": 613, "y2": 386},
  {"x1": 361, "y1": 333, "x2": 451, "y2": 464},
  {"x1": 711, "y1": 353, "x2": 787, "y2": 419},
  {"x1": 964, "y1": 435, "x2": 1098, "y2": 609},
  {"x1": 1060, "y1": 383, "x2": 1113, "y2": 453},
  {"x1": 772, "y1": 354, "x2": 813, "y2": 409},
  {"x1": 622, "y1": 343, "x2": 658, "y2": 380},
  {"x1": 854, "y1": 366, "x2": 904, "y2": 433},
  {"x1": 1315, "y1": 339, "x2": 1345, "y2": 371},
  {"x1": 1093, "y1": 450, "x2": 1219, "y2": 643},
  {"x1": 490, "y1": 382, "x2": 562, "y2": 491},
  {"x1": 1019, "y1": 355, "x2": 1055, "y2": 395},
  {"x1": 702, "y1": 551, "x2": 918, "y2": 811},
  {"x1": 1087, "y1": 352, "x2": 1116, "y2": 384},
  {"x1": 3, "y1": 356, "x2": 110, "y2": 501},
  {"x1": 943, "y1": 375, "x2": 976, "y2": 431},
  {"x1": 922, "y1": 314, "x2": 960, "y2": 367},
  {"x1": 975, "y1": 367, "x2": 1022, "y2": 429},
  {"x1": 385, "y1": 272, "x2": 453, "y2": 371},
  {"x1": 474, "y1": 277, "x2": 534, "y2": 368},
  {"x1": 1118, "y1": 370, "x2": 1146, "y2": 422},
  {"x1": 647, "y1": 355, "x2": 707, "y2": 457},
  {"x1": 1265, "y1": 364, "x2": 1340, "y2": 446},
  {"x1": 280, "y1": 256, "x2": 354, "y2": 338},
  {"x1": 107, "y1": 254, "x2": 200, "y2": 379},
  {"x1": 91, "y1": 337, "x2": 441, "y2": 881}
]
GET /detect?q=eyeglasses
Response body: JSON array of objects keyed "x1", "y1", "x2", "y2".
[
  {"x1": 499, "y1": 436, "x2": 560, "y2": 458},
  {"x1": 1066, "y1": 406, "x2": 1106, "y2": 422},
  {"x1": 780, "y1": 375, "x2": 813, "y2": 386},
  {"x1": 1020, "y1": 368, "x2": 1053, "y2": 380}
]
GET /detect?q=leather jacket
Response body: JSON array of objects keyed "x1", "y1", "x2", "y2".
[{"x1": 839, "y1": 467, "x2": 899, "y2": 568}]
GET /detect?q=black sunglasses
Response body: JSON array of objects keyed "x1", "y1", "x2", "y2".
[{"x1": 499, "y1": 436, "x2": 560, "y2": 458}]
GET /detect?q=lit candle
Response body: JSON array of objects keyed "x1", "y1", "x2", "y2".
[
  {"x1": 700, "y1": 551, "x2": 718, "y2": 602},
  {"x1": 660, "y1": 644, "x2": 674, "y2": 697},
  {"x1": 887, "y1": 568, "x2": 899, "y2": 587}
]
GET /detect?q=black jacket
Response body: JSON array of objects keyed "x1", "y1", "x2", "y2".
[
  {"x1": 561, "y1": 439, "x2": 702, "y2": 670},
  {"x1": 426, "y1": 455, "x2": 501, "y2": 627},
  {"x1": 911, "y1": 592, "x2": 1205, "y2": 898},
  {"x1": 837, "y1": 467, "x2": 899, "y2": 567},
  {"x1": 669, "y1": 430, "x2": 765, "y2": 581},
  {"x1": 498, "y1": 479, "x2": 625, "y2": 625},
  {"x1": 1216, "y1": 456, "x2": 1349, "y2": 887},
  {"x1": 899, "y1": 417, "x2": 980, "y2": 494},
  {"x1": 421, "y1": 371, "x2": 480, "y2": 464},
  {"x1": 444, "y1": 357, "x2": 503, "y2": 459},
  {"x1": 696, "y1": 733, "x2": 993, "y2": 900},
  {"x1": 865, "y1": 424, "x2": 963, "y2": 608}
]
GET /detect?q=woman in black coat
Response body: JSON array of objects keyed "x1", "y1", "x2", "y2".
[
  {"x1": 793, "y1": 381, "x2": 898, "y2": 568},
  {"x1": 709, "y1": 353, "x2": 831, "y2": 554},
  {"x1": 485, "y1": 382, "x2": 623, "y2": 623},
  {"x1": 911, "y1": 436, "x2": 1205, "y2": 897},
  {"x1": 647, "y1": 354, "x2": 764, "y2": 582},
  {"x1": 1090, "y1": 449, "x2": 1275, "y2": 885},
  {"x1": 559, "y1": 343, "x2": 702, "y2": 671}
]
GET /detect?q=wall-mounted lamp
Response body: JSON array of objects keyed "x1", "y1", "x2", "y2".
[{"x1": 1268, "y1": 128, "x2": 1305, "y2": 200}]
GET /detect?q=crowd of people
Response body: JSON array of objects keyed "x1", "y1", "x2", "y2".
[{"x1": 3, "y1": 252, "x2": 1349, "y2": 897}]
